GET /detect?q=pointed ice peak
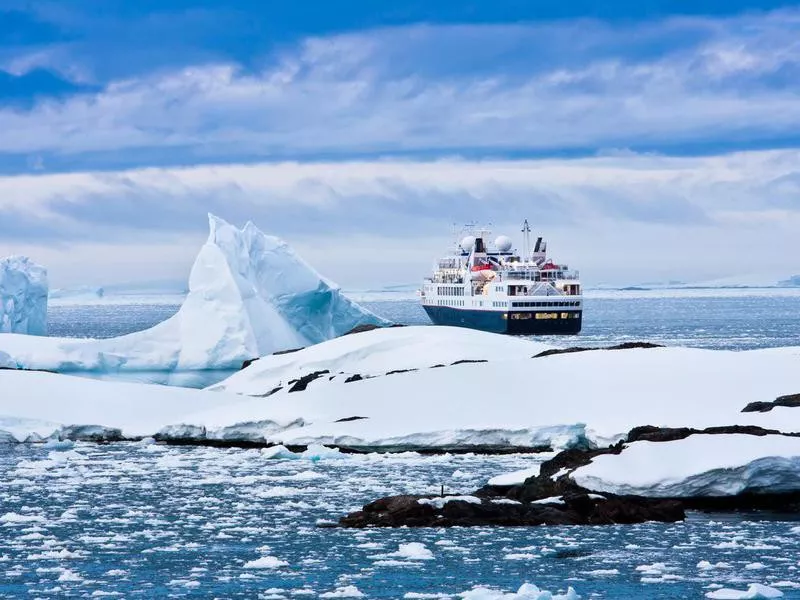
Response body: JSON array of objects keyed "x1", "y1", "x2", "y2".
[{"x1": 197, "y1": 213, "x2": 389, "y2": 349}]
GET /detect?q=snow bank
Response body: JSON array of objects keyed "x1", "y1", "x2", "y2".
[
  {"x1": 0, "y1": 370, "x2": 244, "y2": 442},
  {"x1": 2, "y1": 334, "x2": 800, "y2": 454},
  {"x1": 0, "y1": 215, "x2": 385, "y2": 373},
  {"x1": 210, "y1": 325, "x2": 549, "y2": 395},
  {"x1": 194, "y1": 344, "x2": 800, "y2": 451},
  {"x1": 0, "y1": 256, "x2": 48, "y2": 336},
  {"x1": 572, "y1": 435, "x2": 800, "y2": 497}
]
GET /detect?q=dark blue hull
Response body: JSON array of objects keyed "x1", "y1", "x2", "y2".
[{"x1": 422, "y1": 305, "x2": 582, "y2": 335}]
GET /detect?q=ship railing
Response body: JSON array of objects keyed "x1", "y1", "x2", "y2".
[{"x1": 500, "y1": 270, "x2": 580, "y2": 281}]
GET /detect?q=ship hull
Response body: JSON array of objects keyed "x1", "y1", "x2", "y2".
[{"x1": 422, "y1": 305, "x2": 582, "y2": 335}]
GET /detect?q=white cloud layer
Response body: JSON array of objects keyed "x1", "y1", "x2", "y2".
[
  {"x1": 2, "y1": 151, "x2": 799, "y2": 287},
  {"x1": 3, "y1": 11, "x2": 800, "y2": 159}
]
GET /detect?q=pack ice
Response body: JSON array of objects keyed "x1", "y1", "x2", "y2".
[
  {"x1": 0, "y1": 215, "x2": 386, "y2": 373},
  {"x1": 0, "y1": 256, "x2": 48, "y2": 336}
]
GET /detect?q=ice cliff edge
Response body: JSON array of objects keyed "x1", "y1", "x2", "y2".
[
  {"x1": 175, "y1": 213, "x2": 389, "y2": 366},
  {"x1": 0, "y1": 256, "x2": 48, "y2": 336},
  {"x1": 0, "y1": 215, "x2": 387, "y2": 373}
]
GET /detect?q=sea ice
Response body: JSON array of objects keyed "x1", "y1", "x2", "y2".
[
  {"x1": 459, "y1": 583, "x2": 580, "y2": 600},
  {"x1": 0, "y1": 256, "x2": 48, "y2": 336},
  {"x1": 241, "y1": 555, "x2": 288, "y2": 569},
  {"x1": 705, "y1": 583, "x2": 784, "y2": 599}
]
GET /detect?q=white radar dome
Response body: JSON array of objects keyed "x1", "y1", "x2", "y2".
[
  {"x1": 495, "y1": 235, "x2": 513, "y2": 252},
  {"x1": 460, "y1": 236, "x2": 476, "y2": 252}
]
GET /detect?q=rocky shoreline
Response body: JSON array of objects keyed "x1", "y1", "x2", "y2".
[{"x1": 338, "y1": 425, "x2": 800, "y2": 528}]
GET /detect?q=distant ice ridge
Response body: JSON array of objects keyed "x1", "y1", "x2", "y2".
[
  {"x1": 0, "y1": 256, "x2": 48, "y2": 336},
  {"x1": 0, "y1": 215, "x2": 386, "y2": 373}
]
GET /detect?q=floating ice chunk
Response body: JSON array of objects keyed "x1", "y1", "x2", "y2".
[
  {"x1": 301, "y1": 444, "x2": 346, "y2": 461},
  {"x1": 0, "y1": 256, "x2": 48, "y2": 336},
  {"x1": 262, "y1": 445, "x2": 300, "y2": 460},
  {"x1": 459, "y1": 583, "x2": 580, "y2": 600},
  {"x1": 242, "y1": 556, "x2": 288, "y2": 569},
  {"x1": 705, "y1": 583, "x2": 784, "y2": 599},
  {"x1": 697, "y1": 561, "x2": 732, "y2": 570},
  {"x1": 320, "y1": 586, "x2": 365, "y2": 598},
  {"x1": 385, "y1": 543, "x2": 434, "y2": 561},
  {"x1": 42, "y1": 439, "x2": 75, "y2": 451}
]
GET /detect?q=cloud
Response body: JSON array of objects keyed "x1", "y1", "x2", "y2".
[
  {"x1": 2, "y1": 11, "x2": 800, "y2": 167},
  {"x1": 1, "y1": 150, "x2": 800, "y2": 286}
]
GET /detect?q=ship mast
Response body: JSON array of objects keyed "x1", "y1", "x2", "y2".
[{"x1": 521, "y1": 219, "x2": 531, "y2": 261}]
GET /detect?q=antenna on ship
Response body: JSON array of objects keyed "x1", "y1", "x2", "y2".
[{"x1": 521, "y1": 219, "x2": 531, "y2": 260}]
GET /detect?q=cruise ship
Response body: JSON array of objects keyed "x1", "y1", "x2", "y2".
[{"x1": 420, "y1": 222, "x2": 582, "y2": 335}]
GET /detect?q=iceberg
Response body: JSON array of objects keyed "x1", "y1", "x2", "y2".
[
  {"x1": 0, "y1": 256, "x2": 48, "y2": 336},
  {"x1": 0, "y1": 215, "x2": 387, "y2": 374}
]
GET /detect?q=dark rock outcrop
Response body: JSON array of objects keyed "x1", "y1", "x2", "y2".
[
  {"x1": 339, "y1": 492, "x2": 684, "y2": 528},
  {"x1": 287, "y1": 370, "x2": 330, "y2": 393},
  {"x1": 742, "y1": 393, "x2": 800, "y2": 413},
  {"x1": 335, "y1": 416, "x2": 368, "y2": 423},
  {"x1": 451, "y1": 359, "x2": 488, "y2": 366},
  {"x1": 534, "y1": 341, "x2": 663, "y2": 359},
  {"x1": 343, "y1": 323, "x2": 404, "y2": 336},
  {"x1": 338, "y1": 442, "x2": 685, "y2": 528},
  {"x1": 627, "y1": 424, "x2": 799, "y2": 443}
]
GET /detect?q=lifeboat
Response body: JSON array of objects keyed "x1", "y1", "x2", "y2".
[{"x1": 470, "y1": 264, "x2": 492, "y2": 272}]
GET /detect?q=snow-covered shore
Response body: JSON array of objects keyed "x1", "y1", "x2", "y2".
[{"x1": 2, "y1": 326, "x2": 799, "y2": 454}]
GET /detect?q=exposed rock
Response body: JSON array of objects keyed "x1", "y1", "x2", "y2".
[
  {"x1": 742, "y1": 393, "x2": 800, "y2": 413},
  {"x1": 273, "y1": 347, "x2": 305, "y2": 356},
  {"x1": 385, "y1": 368, "x2": 418, "y2": 376},
  {"x1": 335, "y1": 416, "x2": 368, "y2": 423},
  {"x1": 253, "y1": 386, "x2": 283, "y2": 398},
  {"x1": 241, "y1": 357, "x2": 259, "y2": 370},
  {"x1": 627, "y1": 424, "x2": 799, "y2": 443},
  {"x1": 343, "y1": 323, "x2": 404, "y2": 336},
  {"x1": 451, "y1": 359, "x2": 488, "y2": 366},
  {"x1": 534, "y1": 341, "x2": 663, "y2": 359},
  {"x1": 287, "y1": 370, "x2": 330, "y2": 393},
  {"x1": 338, "y1": 492, "x2": 684, "y2": 528},
  {"x1": 344, "y1": 374, "x2": 363, "y2": 383}
]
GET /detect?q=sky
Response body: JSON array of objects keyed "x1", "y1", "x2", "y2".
[{"x1": 1, "y1": 0, "x2": 800, "y2": 288}]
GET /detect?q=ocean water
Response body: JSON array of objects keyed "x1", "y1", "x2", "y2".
[
  {"x1": 10, "y1": 292, "x2": 800, "y2": 598},
  {"x1": 49, "y1": 293, "x2": 800, "y2": 351},
  {"x1": 2, "y1": 443, "x2": 799, "y2": 599}
]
